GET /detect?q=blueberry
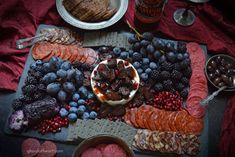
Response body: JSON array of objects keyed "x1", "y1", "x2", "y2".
[
  {"x1": 159, "y1": 55, "x2": 166, "y2": 63},
  {"x1": 46, "y1": 83, "x2": 61, "y2": 95},
  {"x1": 63, "y1": 82, "x2": 76, "y2": 93},
  {"x1": 49, "y1": 57, "x2": 57, "y2": 65},
  {"x1": 56, "y1": 58, "x2": 63, "y2": 68},
  {"x1": 142, "y1": 32, "x2": 154, "y2": 41},
  {"x1": 57, "y1": 90, "x2": 67, "y2": 102},
  {"x1": 133, "y1": 62, "x2": 141, "y2": 69},
  {"x1": 113, "y1": 47, "x2": 121, "y2": 55},
  {"x1": 177, "y1": 53, "x2": 184, "y2": 61},
  {"x1": 30, "y1": 63, "x2": 37, "y2": 70},
  {"x1": 43, "y1": 62, "x2": 50, "y2": 71},
  {"x1": 146, "y1": 45, "x2": 155, "y2": 54},
  {"x1": 154, "y1": 50, "x2": 161, "y2": 60},
  {"x1": 68, "y1": 113, "x2": 77, "y2": 122},
  {"x1": 36, "y1": 60, "x2": 43, "y2": 65},
  {"x1": 75, "y1": 69, "x2": 84, "y2": 83},
  {"x1": 82, "y1": 112, "x2": 90, "y2": 120},
  {"x1": 87, "y1": 92, "x2": 95, "y2": 99},
  {"x1": 69, "y1": 101, "x2": 78, "y2": 107},
  {"x1": 60, "y1": 61, "x2": 71, "y2": 71},
  {"x1": 140, "y1": 73, "x2": 149, "y2": 81},
  {"x1": 69, "y1": 107, "x2": 78, "y2": 113},
  {"x1": 183, "y1": 53, "x2": 189, "y2": 58},
  {"x1": 78, "y1": 105, "x2": 86, "y2": 115},
  {"x1": 59, "y1": 108, "x2": 68, "y2": 117},
  {"x1": 89, "y1": 111, "x2": 97, "y2": 119},
  {"x1": 137, "y1": 68, "x2": 143, "y2": 74},
  {"x1": 77, "y1": 99, "x2": 86, "y2": 105},
  {"x1": 145, "y1": 68, "x2": 152, "y2": 74},
  {"x1": 142, "y1": 58, "x2": 150, "y2": 65},
  {"x1": 120, "y1": 51, "x2": 129, "y2": 59},
  {"x1": 166, "y1": 52, "x2": 176, "y2": 63},
  {"x1": 165, "y1": 42, "x2": 175, "y2": 51},
  {"x1": 128, "y1": 50, "x2": 134, "y2": 57},
  {"x1": 149, "y1": 62, "x2": 158, "y2": 70},
  {"x1": 78, "y1": 86, "x2": 88, "y2": 98},
  {"x1": 73, "y1": 93, "x2": 80, "y2": 101},
  {"x1": 57, "y1": 69, "x2": 67, "y2": 79}
]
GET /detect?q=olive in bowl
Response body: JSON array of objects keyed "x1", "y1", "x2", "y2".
[{"x1": 205, "y1": 54, "x2": 235, "y2": 91}]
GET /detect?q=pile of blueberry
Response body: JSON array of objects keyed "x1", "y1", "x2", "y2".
[{"x1": 30, "y1": 57, "x2": 97, "y2": 122}]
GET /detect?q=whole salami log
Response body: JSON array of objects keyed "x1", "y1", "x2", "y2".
[
  {"x1": 133, "y1": 129, "x2": 200, "y2": 156},
  {"x1": 186, "y1": 42, "x2": 208, "y2": 118},
  {"x1": 123, "y1": 105, "x2": 204, "y2": 135}
]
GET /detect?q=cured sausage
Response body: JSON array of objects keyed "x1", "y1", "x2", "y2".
[
  {"x1": 123, "y1": 105, "x2": 204, "y2": 135},
  {"x1": 21, "y1": 138, "x2": 40, "y2": 157},
  {"x1": 186, "y1": 42, "x2": 208, "y2": 118}
]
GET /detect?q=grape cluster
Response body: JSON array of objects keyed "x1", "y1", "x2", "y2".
[
  {"x1": 32, "y1": 57, "x2": 97, "y2": 122},
  {"x1": 127, "y1": 32, "x2": 192, "y2": 98}
]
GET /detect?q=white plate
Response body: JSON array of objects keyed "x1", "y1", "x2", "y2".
[
  {"x1": 56, "y1": 0, "x2": 129, "y2": 30},
  {"x1": 90, "y1": 59, "x2": 140, "y2": 106}
]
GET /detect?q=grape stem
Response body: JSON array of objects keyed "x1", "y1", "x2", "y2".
[{"x1": 126, "y1": 20, "x2": 143, "y2": 40}]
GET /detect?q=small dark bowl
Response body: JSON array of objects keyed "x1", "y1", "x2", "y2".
[
  {"x1": 72, "y1": 135, "x2": 135, "y2": 157},
  {"x1": 205, "y1": 54, "x2": 235, "y2": 91}
]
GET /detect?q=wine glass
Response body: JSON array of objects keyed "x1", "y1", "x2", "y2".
[{"x1": 173, "y1": 0, "x2": 210, "y2": 26}]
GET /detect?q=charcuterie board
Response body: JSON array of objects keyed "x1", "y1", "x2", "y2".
[{"x1": 5, "y1": 24, "x2": 209, "y2": 157}]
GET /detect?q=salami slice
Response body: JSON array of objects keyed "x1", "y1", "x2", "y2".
[
  {"x1": 22, "y1": 138, "x2": 40, "y2": 157},
  {"x1": 102, "y1": 144, "x2": 127, "y2": 157},
  {"x1": 36, "y1": 141, "x2": 57, "y2": 157},
  {"x1": 81, "y1": 148, "x2": 102, "y2": 157}
]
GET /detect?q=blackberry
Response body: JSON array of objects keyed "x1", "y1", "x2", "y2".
[
  {"x1": 38, "y1": 84, "x2": 46, "y2": 91},
  {"x1": 180, "y1": 88, "x2": 189, "y2": 99},
  {"x1": 25, "y1": 76, "x2": 37, "y2": 85},
  {"x1": 177, "y1": 41, "x2": 187, "y2": 53},
  {"x1": 12, "y1": 99, "x2": 23, "y2": 110},
  {"x1": 132, "y1": 52, "x2": 142, "y2": 61},
  {"x1": 33, "y1": 71, "x2": 43, "y2": 79},
  {"x1": 22, "y1": 84, "x2": 37, "y2": 95},
  {"x1": 28, "y1": 69, "x2": 36, "y2": 77},
  {"x1": 180, "y1": 60, "x2": 190, "y2": 70},
  {"x1": 181, "y1": 77, "x2": 189, "y2": 85},
  {"x1": 150, "y1": 70, "x2": 161, "y2": 80},
  {"x1": 171, "y1": 70, "x2": 183, "y2": 80},
  {"x1": 154, "y1": 83, "x2": 163, "y2": 92},
  {"x1": 160, "y1": 71, "x2": 171, "y2": 80},
  {"x1": 173, "y1": 63, "x2": 181, "y2": 71},
  {"x1": 34, "y1": 65, "x2": 45, "y2": 73},
  {"x1": 33, "y1": 92, "x2": 45, "y2": 100},
  {"x1": 184, "y1": 67, "x2": 192, "y2": 78},
  {"x1": 175, "y1": 83, "x2": 185, "y2": 91},
  {"x1": 24, "y1": 96, "x2": 33, "y2": 103},
  {"x1": 163, "y1": 80, "x2": 173, "y2": 90},
  {"x1": 161, "y1": 61, "x2": 173, "y2": 72}
]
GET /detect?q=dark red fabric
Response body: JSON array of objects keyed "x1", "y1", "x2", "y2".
[
  {"x1": 220, "y1": 95, "x2": 235, "y2": 157},
  {"x1": 0, "y1": 0, "x2": 63, "y2": 91},
  {"x1": 125, "y1": 0, "x2": 235, "y2": 57}
]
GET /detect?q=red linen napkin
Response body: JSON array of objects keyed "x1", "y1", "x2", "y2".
[{"x1": 0, "y1": 0, "x2": 63, "y2": 91}]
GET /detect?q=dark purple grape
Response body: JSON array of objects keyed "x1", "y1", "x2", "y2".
[
  {"x1": 152, "y1": 39, "x2": 165, "y2": 49},
  {"x1": 140, "y1": 47, "x2": 147, "y2": 57},
  {"x1": 142, "y1": 32, "x2": 154, "y2": 41},
  {"x1": 132, "y1": 42, "x2": 141, "y2": 51},
  {"x1": 154, "y1": 50, "x2": 161, "y2": 60},
  {"x1": 128, "y1": 36, "x2": 138, "y2": 44},
  {"x1": 140, "y1": 40, "x2": 150, "y2": 47},
  {"x1": 166, "y1": 52, "x2": 176, "y2": 63},
  {"x1": 159, "y1": 55, "x2": 166, "y2": 63},
  {"x1": 146, "y1": 45, "x2": 155, "y2": 54},
  {"x1": 165, "y1": 42, "x2": 175, "y2": 52}
]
